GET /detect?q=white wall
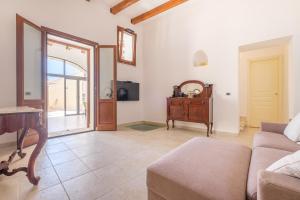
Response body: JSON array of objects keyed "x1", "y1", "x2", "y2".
[
  {"x1": 142, "y1": 0, "x2": 300, "y2": 134},
  {"x1": 0, "y1": 0, "x2": 144, "y2": 143}
]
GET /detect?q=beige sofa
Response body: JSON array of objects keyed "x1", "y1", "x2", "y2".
[{"x1": 147, "y1": 122, "x2": 300, "y2": 200}]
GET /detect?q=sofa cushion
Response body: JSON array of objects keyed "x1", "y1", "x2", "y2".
[
  {"x1": 253, "y1": 132, "x2": 300, "y2": 152},
  {"x1": 247, "y1": 147, "x2": 291, "y2": 200},
  {"x1": 284, "y1": 113, "x2": 300, "y2": 142},
  {"x1": 147, "y1": 137, "x2": 251, "y2": 200},
  {"x1": 267, "y1": 150, "x2": 300, "y2": 179}
]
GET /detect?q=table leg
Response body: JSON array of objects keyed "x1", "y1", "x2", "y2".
[
  {"x1": 27, "y1": 126, "x2": 47, "y2": 185},
  {"x1": 17, "y1": 128, "x2": 28, "y2": 159},
  {"x1": 166, "y1": 120, "x2": 169, "y2": 130},
  {"x1": 206, "y1": 123, "x2": 210, "y2": 137},
  {"x1": 172, "y1": 120, "x2": 175, "y2": 128}
]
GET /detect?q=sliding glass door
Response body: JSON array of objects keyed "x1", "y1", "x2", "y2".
[
  {"x1": 47, "y1": 57, "x2": 87, "y2": 117},
  {"x1": 65, "y1": 79, "x2": 77, "y2": 115},
  {"x1": 65, "y1": 78, "x2": 87, "y2": 116}
]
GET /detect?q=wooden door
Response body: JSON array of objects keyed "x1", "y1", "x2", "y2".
[
  {"x1": 249, "y1": 57, "x2": 282, "y2": 127},
  {"x1": 16, "y1": 14, "x2": 47, "y2": 146},
  {"x1": 95, "y1": 45, "x2": 117, "y2": 130}
]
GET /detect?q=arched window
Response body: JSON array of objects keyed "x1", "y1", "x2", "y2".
[{"x1": 47, "y1": 56, "x2": 87, "y2": 77}]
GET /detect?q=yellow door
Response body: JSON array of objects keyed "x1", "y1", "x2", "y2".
[{"x1": 249, "y1": 57, "x2": 282, "y2": 127}]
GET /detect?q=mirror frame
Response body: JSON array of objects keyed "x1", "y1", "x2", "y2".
[
  {"x1": 179, "y1": 80, "x2": 209, "y2": 98},
  {"x1": 179, "y1": 80, "x2": 206, "y2": 90},
  {"x1": 117, "y1": 26, "x2": 137, "y2": 66}
]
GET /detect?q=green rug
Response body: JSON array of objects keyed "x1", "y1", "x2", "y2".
[{"x1": 127, "y1": 123, "x2": 164, "y2": 132}]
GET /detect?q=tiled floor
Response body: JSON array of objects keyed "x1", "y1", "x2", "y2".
[
  {"x1": 48, "y1": 114, "x2": 87, "y2": 135},
  {"x1": 0, "y1": 126, "x2": 257, "y2": 200}
]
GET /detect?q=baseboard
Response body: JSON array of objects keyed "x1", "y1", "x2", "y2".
[
  {"x1": 118, "y1": 121, "x2": 166, "y2": 127},
  {"x1": 171, "y1": 124, "x2": 208, "y2": 132},
  {"x1": 118, "y1": 121, "x2": 145, "y2": 127},
  {"x1": 142, "y1": 121, "x2": 166, "y2": 126},
  {"x1": 118, "y1": 121, "x2": 237, "y2": 135}
]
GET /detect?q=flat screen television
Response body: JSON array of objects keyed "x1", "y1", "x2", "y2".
[{"x1": 116, "y1": 81, "x2": 139, "y2": 101}]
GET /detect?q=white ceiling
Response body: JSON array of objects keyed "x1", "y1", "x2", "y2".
[{"x1": 102, "y1": 0, "x2": 170, "y2": 18}]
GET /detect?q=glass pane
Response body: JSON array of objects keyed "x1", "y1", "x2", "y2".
[
  {"x1": 99, "y1": 48, "x2": 114, "y2": 99},
  {"x1": 47, "y1": 57, "x2": 64, "y2": 75},
  {"x1": 24, "y1": 23, "x2": 42, "y2": 100},
  {"x1": 66, "y1": 79, "x2": 77, "y2": 115},
  {"x1": 47, "y1": 76, "x2": 65, "y2": 117},
  {"x1": 79, "y1": 80, "x2": 87, "y2": 114},
  {"x1": 66, "y1": 61, "x2": 86, "y2": 77},
  {"x1": 121, "y1": 32, "x2": 133, "y2": 62}
]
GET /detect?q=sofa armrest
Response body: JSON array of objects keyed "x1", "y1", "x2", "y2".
[
  {"x1": 257, "y1": 170, "x2": 300, "y2": 200},
  {"x1": 261, "y1": 122, "x2": 287, "y2": 134}
]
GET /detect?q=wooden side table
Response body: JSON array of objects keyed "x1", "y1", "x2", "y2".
[{"x1": 0, "y1": 107, "x2": 47, "y2": 185}]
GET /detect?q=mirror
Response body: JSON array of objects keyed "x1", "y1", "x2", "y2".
[
  {"x1": 117, "y1": 26, "x2": 136, "y2": 66},
  {"x1": 180, "y1": 83, "x2": 204, "y2": 97},
  {"x1": 23, "y1": 23, "x2": 42, "y2": 100},
  {"x1": 99, "y1": 48, "x2": 114, "y2": 99}
]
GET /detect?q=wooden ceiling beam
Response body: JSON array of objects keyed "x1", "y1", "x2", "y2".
[
  {"x1": 131, "y1": 0, "x2": 188, "y2": 25},
  {"x1": 110, "y1": 0, "x2": 140, "y2": 15}
]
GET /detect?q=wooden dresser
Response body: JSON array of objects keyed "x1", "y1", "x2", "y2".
[{"x1": 166, "y1": 80, "x2": 213, "y2": 137}]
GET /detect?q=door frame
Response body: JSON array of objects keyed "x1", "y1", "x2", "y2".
[
  {"x1": 41, "y1": 26, "x2": 97, "y2": 131},
  {"x1": 247, "y1": 55, "x2": 284, "y2": 127}
]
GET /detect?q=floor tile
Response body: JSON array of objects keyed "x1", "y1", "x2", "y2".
[
  {"x1": 63, "y1": 139, "x2": 94, "y2": 150},
  {"x1": 45, "y1": 143, "x2": 69, "y2": 154},
  {"x1": 93, "y1": 164, "x2": 133, "y2": 188},
  {"x1": 70, "y1": 143, "x2": 113, "y2": 158},
  {"x1": 45, "y1": 138, "x2": 63, "y2": 147},
  {"x1": 54, "y1": 159, "x2": 89, "y2": 182},
  {"x1": 117, "y1": 174, "x2": 147, "y2": 200},
  {"x1": 21, "y1": 184, "x2": 69, "y2": 200},
  {"x1": 35, "y1": 155, "x2": 53, "y2": 171},
  {"x1": 80, "y1": 151, "x2": 125, "y2": 170},
  {"x1": 11, "y1": 166, "x2": 61, "y2": 199},
  {"x1": 34, "y1": 167, "x2": 61, "y2": 190},
  {"x1": 48, "y1": 150, "x2": 77, "y2": 166},
  {"x1": 63, "y1": 172, "x2": 112, "y2": 200},
  {"x1": 96, "y1": 189, "x2": 123, "y2": 200}
]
